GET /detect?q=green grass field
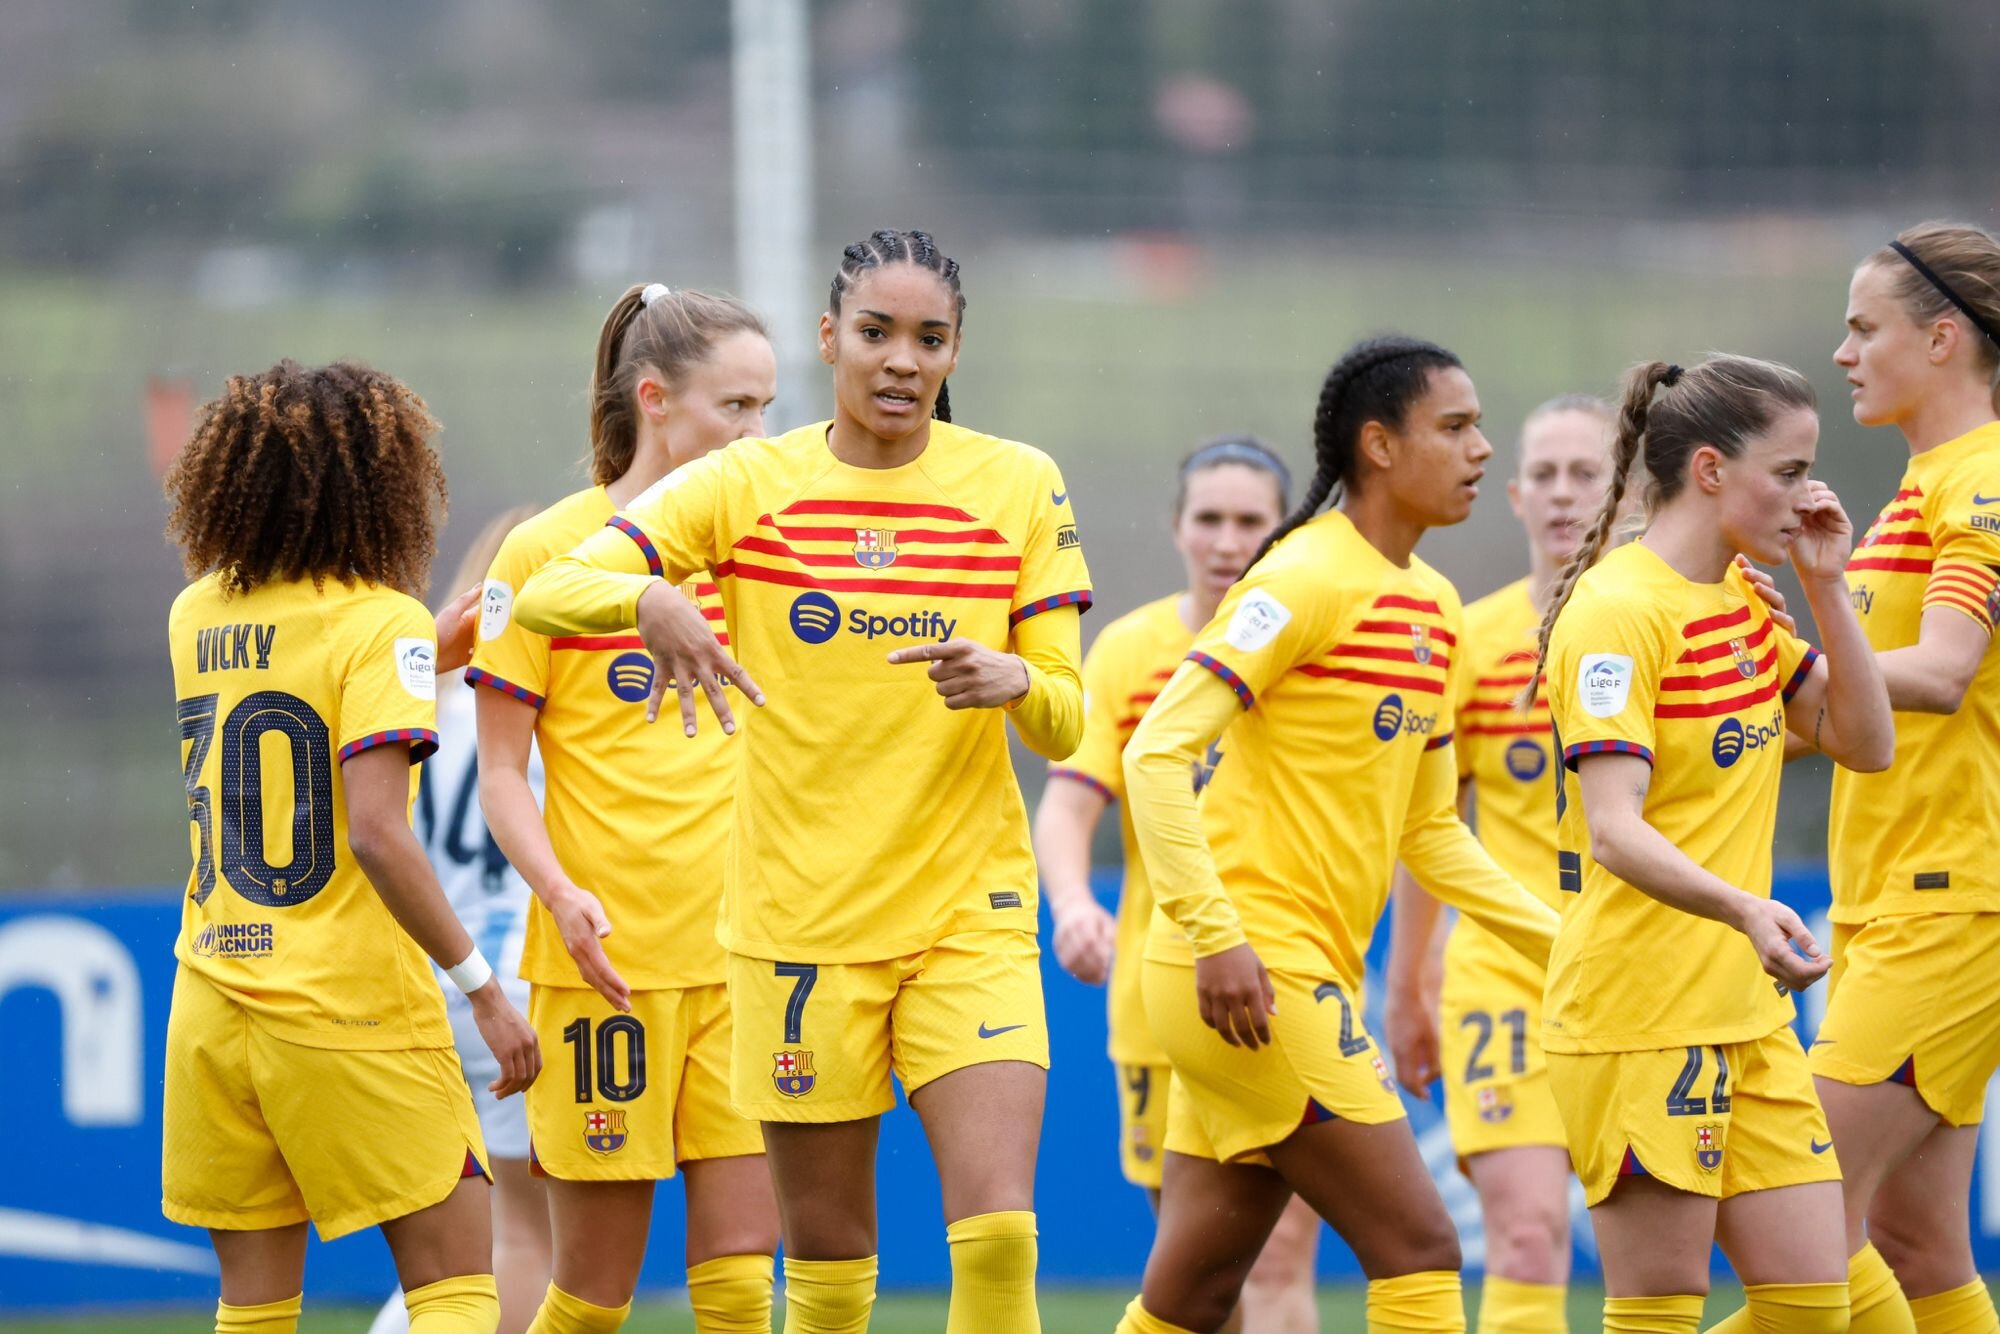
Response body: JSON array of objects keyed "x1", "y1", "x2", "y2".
[{"x1": 2, "y1": 1280, "x2": 1749, "y2": 1331}]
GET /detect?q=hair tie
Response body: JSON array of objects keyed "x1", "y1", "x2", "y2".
[
  {"x1": 640, "y1": 282, "x2": 671, "y2": 307},
  {"x1": 1662, "y1": 364, "x2": 1685, "y2": 387},
  {"x1": 1889, "y1": 241, "x2": 2000, "y2": 348}
]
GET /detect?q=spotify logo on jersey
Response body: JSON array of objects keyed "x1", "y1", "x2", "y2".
[
  {"x1": 789, "y1": 591, "x2": 841, "y2": 645},
  {"x1": 1373, "y1": 694, "x2": 1405, "y2": 742},
  {"x1": 607, "y1": 652, "x2": 655, "y2": 703}
]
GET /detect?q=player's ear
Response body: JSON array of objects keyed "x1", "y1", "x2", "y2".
[
  {"x1": 1689, "y1": 444, "x2": 1726, "y2": 495},
  {"x1": 635, "y1": 369, "x2": 670, "y2": 422},
  {"x1": 1356, "y1": 419, "x2": 1394, "y2": 475},
  {"x1": 818, "y1": 313, "x2": 837, "y2": 366}
]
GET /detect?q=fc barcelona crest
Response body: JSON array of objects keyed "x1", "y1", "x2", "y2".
[
  {"x1": 774, "y1": 1048, "x2": 817, "y2": 1098},
  {"x1": 1728, "y1": 637, "x2": 1756, "y2": 680},
  {"x1": 1695, "y1": 1121, "x2": 1724, "y2": 1173},
  {"x1": 1410, "y1": 624, "x2": 1433, "y2": 665},
  {"x1": 1476, "y1": 1086, "x2": 1515, "y2": 1124},
  {"x1": 584, "y1": 1109, "x2": 628, "y2": 1155},
  {"x1": 853, "y1": 529, "x2": 899, "y2": 569}
]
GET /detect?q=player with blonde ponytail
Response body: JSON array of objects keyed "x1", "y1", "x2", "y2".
[
  {"x1": 1536, "y1": 355, "x2": 1893, "y2": 1334},
  {"x1": 471, "y1": 282, "x2": 781, "y2": 1334}
]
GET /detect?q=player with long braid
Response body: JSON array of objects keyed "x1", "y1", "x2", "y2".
[
  {"x1": 1382, "y1": 394, "x2": 1614, "y2": 1334},
  {"x1": 1532, "y1": 356, "x2": 1893, "y2": 1334},
  {"x1": 1033, "y1": 436, "x2": 1325, "y2": 1333},
  {"x1": 1115, "y1": 335, "x2": 1561, "y2": 1334},
  {"x1": 515, "y1": 231, "x2": 1087, "y2": 1334}
]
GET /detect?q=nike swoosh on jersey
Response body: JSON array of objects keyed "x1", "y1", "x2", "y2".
[
  {"x1": 1974, "y1": 494, "x2": 2000, "y2": 505},
  {"x1": 978, "y1": 1022, "x2": 1028, "y2": 1039},
  {"x1": 1810, "y1": 1139, "x2": 1833, "y2": 1154},
  {"x1": 1051, "y1": 490, "x2": 1067, "y2": 506}
]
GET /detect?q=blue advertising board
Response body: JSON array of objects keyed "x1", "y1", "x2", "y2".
[{"x1": 3, "y1": 870, "x2": 1997, "y2": 1313}]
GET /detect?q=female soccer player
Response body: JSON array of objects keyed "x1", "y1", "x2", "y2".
[
  {"x1": 1114, "y1": 335, "x2": 1564, "y2": 1334},
  {"x1": 1806, "y1": 220, "x2": 2000, "y2": 1333},
  {"x1": 514, "y1": 231, "x2": 1089, "y2": 1334},
  {"x1": 1382, "y1": 395, "x2": 1613, "y2": 1334},
  {"x1": 469, "y1": 283, "x2": 781, "y2": 1334},
  {"x1": 162, "y1": 360, "x2": 541, "y2": 1334},
  {"x1": 372, "y1": 507, "x2": 550, "y2": 1334},
  {"x1": 1032, "y1": 436, "x2": 1325, "y2": 1333},
  {"x1": 1533, "y1": 354, "x2": 1893, "y2": 1334}
]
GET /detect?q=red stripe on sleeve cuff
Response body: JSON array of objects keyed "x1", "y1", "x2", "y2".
[
  {"x1": 1189, "y1": 651, "x2": 1254, "y2": 708},
  {"x1": 1563, "y1": 739, "x2": 1654, "y2": 769},
  {"x1": 1048, "y1": 767, "x2": 1117, "y2": 803},
  {"x1": 1010, "y1": 589, "x2": 1093, "y2": 626},
  {"x1": 465, "y1": 667, "x2": 546, "y2": 709},
  {"x1": 339, "y1": 728, "x2": 440, "y2": 764}
]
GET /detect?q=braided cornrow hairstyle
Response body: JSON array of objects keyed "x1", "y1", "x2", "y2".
[
  {"x1": 1523, "y1": 354, "x2": 1817, "y2": 707},
  {"x1": 164, "y1": 360, "x2": 447, "y2": 597},
  {"x1": 1245, "y1": 335, "x2": 1464, "y2": 573},
  {"x1": 827, "y1": 228, "x2": 965, "y2": 422}
]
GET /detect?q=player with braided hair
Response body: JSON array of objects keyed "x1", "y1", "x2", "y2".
[
  {"x1": 1115, "y1": 336, "x2": 1561, "y2": 1334},
  {"x1": 471, "y1": 282, "x2": 781, "y2": 1334},
  {"x1": 162, "y1": 360, "x2": 541, "y2": 1334},
  {"x1": 515, "y1": 231, "x2": 1087, "y2": 1334},
  {"x1": 1381, "y1": 394, "x2": 1614, "y2": 1334},
  {"x1": 1532, "y1": 355, "x2": 1892, "y2": 1334}
]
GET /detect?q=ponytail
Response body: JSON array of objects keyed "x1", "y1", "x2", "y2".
[
  {"x1": 588, "y1": 283, "x2": 768, "y2": 487},
  {"x1": 1522, "y1": 353, "x2": 1815, "y2": 707}
]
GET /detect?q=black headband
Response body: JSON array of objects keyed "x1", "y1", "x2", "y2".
[{"x1": 1890, "y1": 241, "x2": 2000, "y2": 348}]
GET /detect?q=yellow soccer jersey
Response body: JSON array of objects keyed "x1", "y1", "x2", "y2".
[
  {"x1": 168, "y1": 574, "x2": 449, "y2": 1051},
  {"x1": 1830, "y1": 422, "x2": 2000, "y2": 923},
  {"x1": 1138, "y1": 509, "x2": 1552, "y2": 988},
  {"x1": 468, "y1": 486, "x2": 733, "y2": 991},
  {"x1": 1545, "y1": 542, "x2": 1819, "y2": 1054},
  {"x1": 1445, "y1": 578, "x2": 1561, "y2": 994},
  {"x1": 515, "y1": 420, "x2": 1092, "y2": 963},
  {"x1": 1049, "y1": 593, "x2": 1192, "y2": 1065}
]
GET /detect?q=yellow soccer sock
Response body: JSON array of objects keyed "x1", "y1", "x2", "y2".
[
  {"x1": 525, "y1": 1281, "x2": 630, "y2": 1334},
  {"x1": 1477, "y1": 1275, "x2": 1567, "y2": 1333},
  {"x1": 1113, "y1": 1297, "x2": 1201, "y2": 1334},
  {"x1": 1602, "y1": 1294, "x2": 1704, "y2": 1333},
  {"x1": 687, "y1": 1253, "x2": 774, "y2": 1334},
  {"x1": 1846, "y1": 1243, "x2": 1915, "y2": 1334},
  {"x1": 945, "y1": 1210, "x2": 1040, "y2": 1333},
  {"x1": 1723, "y1": 1281, "x2": 1849, "y2": 1332},
  {"x1": 781, "y1": 1256, "x2": 877, "y2": 1334},
  {"x1": 215, "y1": 1292, "x2": 302, "y2": 1334},
  {"x1": 1908, "y1": 1280, "x2": 2000, "y2": 1334},
  {"x1": 1368, "y1": 1270, "x2": 1466, "y2": 1332},
  {"x1": 405, "y1": 1274, "x2": 502, "y2": 1334}
]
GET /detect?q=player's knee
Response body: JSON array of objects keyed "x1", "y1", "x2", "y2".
[
  {"x1": 1867, "y1": 1204, "x2": 1968, "y2": 1295},
  {"x1": 1484, "y1": 1207, "x2": 1568, "y2": 1284}
]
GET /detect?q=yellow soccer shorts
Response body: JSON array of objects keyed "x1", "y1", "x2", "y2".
[
  {"x1": 1810, "y1": 912, "x2": 2000, "y2": 1127},
  {"x1": 1547, "y1": 1024, "x2": 1839, "y2": 1208},
  {"x1": 162, "y1": 966, "x2": 487, "y2": 1242},
  {"x1": 1439, "y1": 972, "x2": 1566, "y2": 1166},
  {"x1": 526, "y1": 981, "x2": 761, "y2": 1181},
  {"x1": 1117, "y1": 1062, "x2": 1171, "y2": 1190},
  {"x1": 1144, "y1": 959, "x2": 1405, "y2": 1166},
  {"x1": 728, "y1": 927, "x2": 1048, "y2": 1123}
]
